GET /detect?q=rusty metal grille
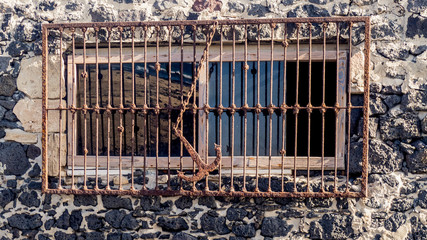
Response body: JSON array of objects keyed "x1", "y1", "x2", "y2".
[{"x1": 42, "y1": 17, "x2": 370, "y2": 198}]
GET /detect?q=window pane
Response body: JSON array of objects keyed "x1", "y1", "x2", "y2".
[
  {"x1": 208, "y1": 61, "x2": 337, "y2": 157},
  {"x1": 76, "y1": 62, "x2": 197, "y2": 157}
]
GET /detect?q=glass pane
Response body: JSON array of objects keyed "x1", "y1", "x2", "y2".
[
  {"x1": 208, "y1": 61, "x2": 337, "y2": 157},
  {"x1": 76, "y1": 62, "x2": 196, "y2": 157}
]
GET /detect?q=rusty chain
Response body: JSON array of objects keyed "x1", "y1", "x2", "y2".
[{"x1": 173, "y1": 21, "x2": 221, "y2": 183}]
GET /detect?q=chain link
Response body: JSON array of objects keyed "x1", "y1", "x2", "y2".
[{"x1": 173, "y1": 22, "x2": 221, "y2": 182}]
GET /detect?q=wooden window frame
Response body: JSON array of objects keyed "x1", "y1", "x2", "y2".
[{"x1": 67, "y1": 45, "x2": 348, "y2": 175}]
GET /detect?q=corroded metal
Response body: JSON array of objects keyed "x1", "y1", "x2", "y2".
[
  {"x1": 41, "y1": 17, "x2": 370, "y2": 198},
  {"x1": 44, "y1": 188, "x2": 364, "y2": 198},
  {"x1": 174, "y1": 21, "x2": 221, "y2": 182}
]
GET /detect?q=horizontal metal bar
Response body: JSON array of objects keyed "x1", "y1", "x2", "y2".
[
  {"x1": 46, "y1": 105, "x2": 363, "y2": 111},
  {"x1": 44, "y1": 188, "x2": 364, "y2": 198}
]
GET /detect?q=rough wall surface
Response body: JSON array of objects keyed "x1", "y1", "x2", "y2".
[{"x1": 0, "y1": 0, "x2": 426, "y2": 239}]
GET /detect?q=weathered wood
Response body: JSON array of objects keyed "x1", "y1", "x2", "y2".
[
  {"x1": 71, "y1": 46, "x2": 347, "y2": 64},
  {"x1": 66, "y1": 46, "x2": 349, "y2": 174},
  {"x1": 69, "y1": 155, "x2": 343, "y2": 170}
]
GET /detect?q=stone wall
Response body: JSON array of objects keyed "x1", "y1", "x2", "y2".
[{"x1": 0, "y1": 0, "x2": 426, "y2": 239}]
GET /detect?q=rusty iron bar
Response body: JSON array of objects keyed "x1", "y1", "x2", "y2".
[
  {"x1": 48, "y1": 104, "x2": 365, "y2": 111},
  {"x1": 307, "y1": 23, "x2": 312, "y2": 193},
  {"x1": 255, "y1": 24, "x2": 261, "y2": 192},
  {"x1": 230, "y1": 25, "x2": 236, "y2": 192},
  {"x1": 106, "y1": 27, "x2": 112, "y2": 190},
  {"x1": 179, "y1": 25, "x2": 184, "y2": 191},
  {"x1": 58, "y1": 28, "x2": 63, "y2": 190},
  {"x1": 82, "y1": 27, "x2": 88, "y2": 190},
  {"x1": 218, "y1": 25, "x2": 223, "y2": 192},
  {"x1": 95, "y1": 27, "x2": 100, "y2": 190},
  {"x1": 242, "y1": 24, "x2": 248, "y2": 192},
  {"x1": 47, "y1": 105, "x2": 365, "y2": 112},
  {"x1": 293, "y1": 23, "x2": 300, "y2": 192},
  {"x1": 155, "y1": 26, "x2": 160, "y2": 190},
  {"x1": 268, "y1": 23, "x2": 275, "y2": 192},
  {"x1": 71, "y1": 28, "x2": 76, "y2": 189},
  {"x1": 143, "y1": 26, "x2": 148, "y2": 190},
  {"x1": 167, "y1": 26, "x2": 172, "y2": 190},
  {"x1": 131, "y1": 26, "x2": 136, "y2": 191},
  {"x1": 41, "y1": 18, "x2": 370, "y2": 198},
  {"x1": 191, "y1": 25, "x2": 197, "y2": 191},
  {"x1": 205, "y1": 25, "x2": 210, "y2": 191},
  {"x1": 119, "y1": 26, "x2": 124, "y2": 190},
  {"x1": 44, "y1": 188, "x2": 365, "y2": 198}
]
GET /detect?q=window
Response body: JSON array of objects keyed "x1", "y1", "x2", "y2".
[
  {"x1": 42, "y1": 18, "x2": 371, "y2": 197},
  {"x1": 69, "y1": 47, "x2": 347, "y2": 171}
]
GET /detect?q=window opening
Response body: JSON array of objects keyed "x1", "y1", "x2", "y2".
[{"x1": 42, "y1": 18, "x2": 371, "y2": 198}]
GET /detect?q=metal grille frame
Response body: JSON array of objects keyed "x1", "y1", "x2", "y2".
[{"x1": 42, "y1": 17, "x2": 370, "y2": 198}]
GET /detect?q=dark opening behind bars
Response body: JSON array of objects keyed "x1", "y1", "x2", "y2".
[
  {"x1": 42, "y1": 17, "x2": 370, "y2": 198},
  {"x1": 75, "y1": 62, "x2": 338, "y2": 157}
]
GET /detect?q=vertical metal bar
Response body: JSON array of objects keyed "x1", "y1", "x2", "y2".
[
  {"x1": 361, "y1": 20, "x2": 371, "y2": 197},
  {"x1": 106, "y1": 27, "x2": 112, "y2": 190},
  {"x1": 293, "y1": 24, "x2": 301, "y2": 192},
  {"x1": 58, "y1": 28, "x2": 63, "y2": 189},
  {"x1": 119, "y1": 26, "x2": 124, "y2": 190},
  {"x1": 131, "y1": 26, "x2": 136, "y2": 191},
  {"x1": 95, "y1": 27, "x2": 100, "y2": 190},
  {"x1": 255, "y1": 24, "x2": 261, "y2": 192},
  {"x1": 155, "y1": 26, "x2": 160, "y2": 190},
  {"x1": 334, "y1": 23, "x2": 340, "y2": 193},
  {"x1": 71, "y1": 28, "x2": 76, "y2": 189},
  {"x1": 321, "y1": 23, "x2": 327, "y2": 192},
  {"x1": 167, "y1": 25, "x2": 172, "y2": 190},
  {"x1": 205, "y1": 25, "x2": 210, "y2": 192},
  {"x1": 230, "y1": 25, "x2": 235, "y2": 192},
  {"x1": 82, "y1": 27, "x2": 88, "y2": 190},
  {"x1": 307, "y1": 23, "x2": 312, "y2": 192},
  {"x1": 268, "y1": 23, "x2": 275, "y2": 192},
  {"x1": 218, "y1": 25, "x2": 223, "y2": 191},
  {"x1": 192, "y1": 25, "x2": 197, "y2": 191},
  {"x1": 281, "y1": 24, "x2": 287, "y2": 192},
  {"x1": 180, "y1": 25, "x2": 185, "y2": 191},
  {"x1": 346, "y1": 22, "x2": 353, "y2": 193},
  {"x1": 242, "y1": 24, "x2": 247, "y2": 192},
  {"x1": 143, "y1": 26, "x2": 148, "y2": 190},
  {"x1": 41, "y1": 25, "x2": 48, "y2": 192}
]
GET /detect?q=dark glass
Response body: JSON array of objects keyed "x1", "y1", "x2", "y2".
[
  {"x1": 76, "y1": 60, "x2": 336, "y2": 158},
  {"x1": 76, "y1": 62, "x2": 196, "y2": 157},
  {"x1": 208, "y1": 61, "x2": 336, "y2": 157}
]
